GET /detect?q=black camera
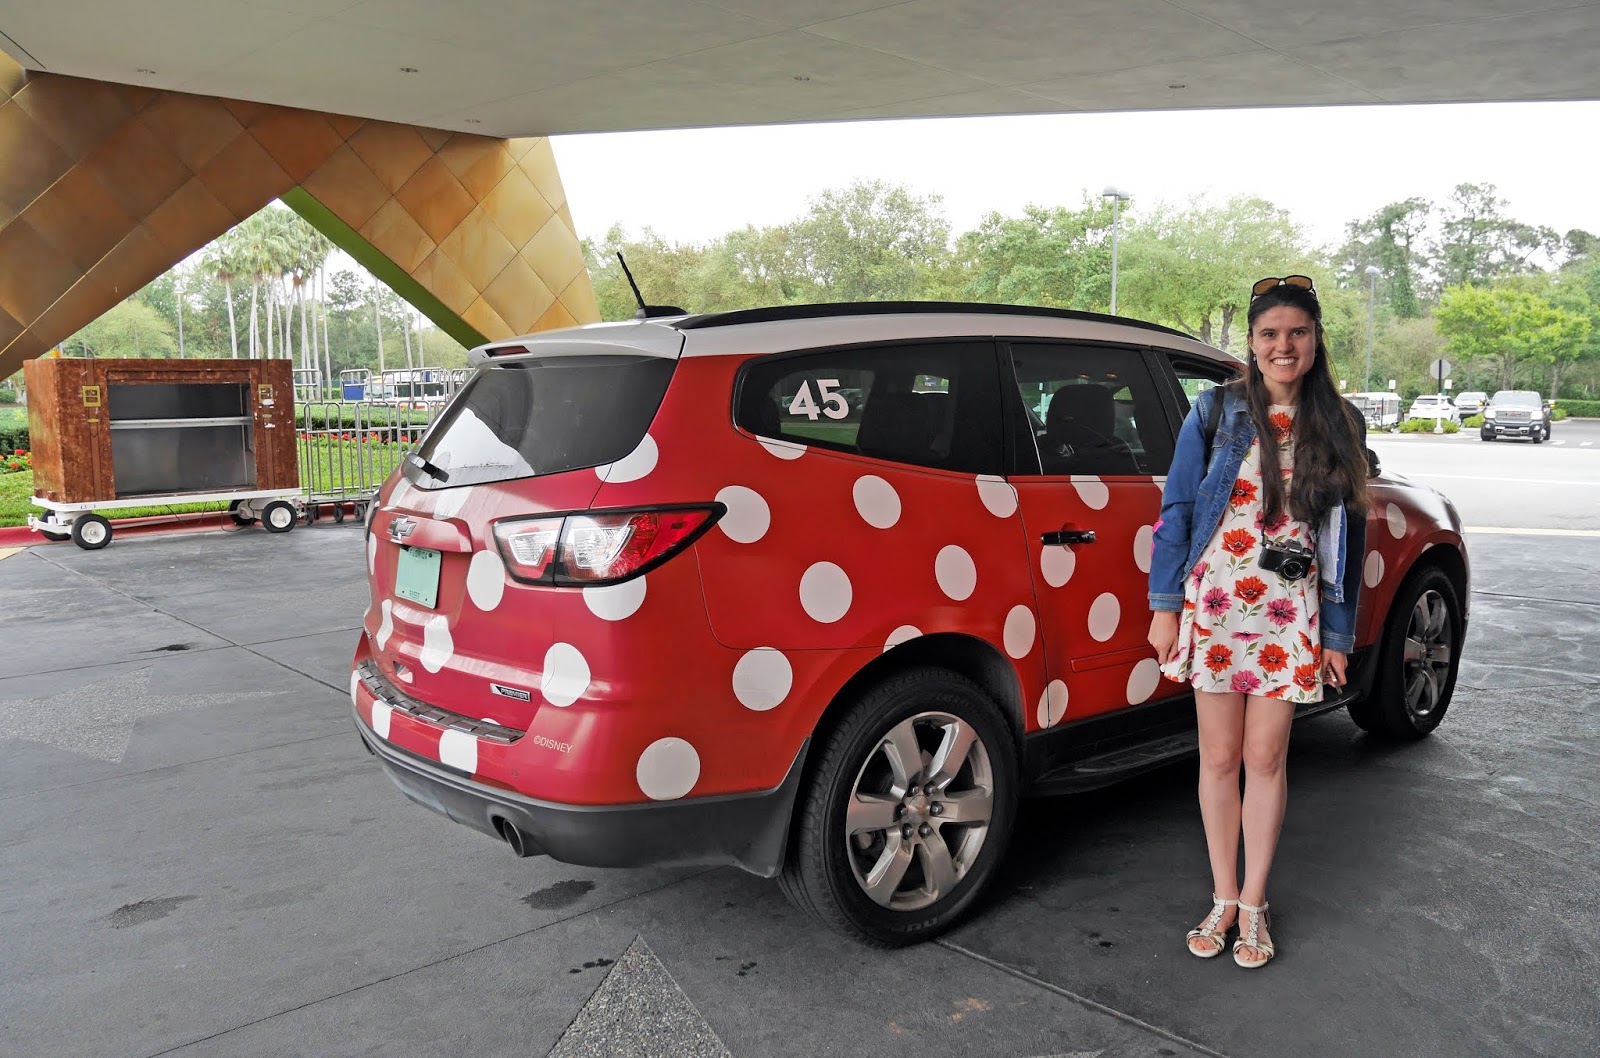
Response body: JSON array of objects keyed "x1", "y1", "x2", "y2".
[{"x1": 1259, "y1": 540, "x2": 1314, "y2": 582}]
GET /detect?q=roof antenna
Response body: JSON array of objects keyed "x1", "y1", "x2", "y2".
[{"x1": 616, "y1": 252, "x2": 686, "y2": 319}]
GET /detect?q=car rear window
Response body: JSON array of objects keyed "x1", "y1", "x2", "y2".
[{"x1": 406, "y1": 355, "x2": 675, "y2": 488}]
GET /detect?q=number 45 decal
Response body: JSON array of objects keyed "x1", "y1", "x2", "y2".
[{"x1": 788, "y1": 378, "x2": 850, "y2": 421}]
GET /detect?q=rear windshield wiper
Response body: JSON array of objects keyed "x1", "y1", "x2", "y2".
[{"x1": 407, "y1": 453, "x2": 450, "y2": 483}]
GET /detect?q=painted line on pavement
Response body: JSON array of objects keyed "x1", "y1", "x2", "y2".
[
  {"x1": 1464, "y1": 526, "x2": 1600, "y2": 537},
  {"x1": 1412, "y1": 473, "x2": 1599, "y2": 487}
]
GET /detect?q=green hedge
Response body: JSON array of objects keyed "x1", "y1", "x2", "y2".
[
  {"x1": 0, "y1": 423, "x2": 27, "y2": 454},
  {"x1": 1399, "y1": 418, "x2": 1461, "y2": 433},
  {"x1": 1463, "y1": 414, "x2": 1485, "y2": 428},
  {"x1": 1555, "y1": 399, "x2": 1600, "y2": 418},
  {"x1": 0, "y1": 388, "x2": 15, "y2": 403}
]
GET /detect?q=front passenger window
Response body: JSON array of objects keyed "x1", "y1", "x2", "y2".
[{"x1": 1007, "y1": 343, "x2": 1172, "y2": 476}]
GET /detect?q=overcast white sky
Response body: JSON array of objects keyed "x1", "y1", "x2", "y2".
[{"x1": 550, "y1": 101, "x2": 1600, "y2": 254}]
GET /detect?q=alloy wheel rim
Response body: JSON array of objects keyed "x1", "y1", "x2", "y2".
[
  {"x1": 844, "y1": 710, "x2": 994, "y2": 911},
  {"x1": 1401, "y1": 589, "x2": 1454, "y2": 721}
]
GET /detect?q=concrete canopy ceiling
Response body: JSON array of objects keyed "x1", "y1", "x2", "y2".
[{"x1": 3, "y1": 1, "x2": 1599, "y2": 137}]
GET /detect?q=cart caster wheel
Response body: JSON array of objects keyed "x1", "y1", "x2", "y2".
[
  {"x1": 40, "y1": 528, "x2": 69, "y2": 542},
  {"x1": 72, "y1": 514, "x2": 113, "y2": 550},
  {"x1": 228, "y1": 499, "x2": 257, "y2": 526},
  {"x1": 262, "y1": 500, "x2": 297, "y2": 534},
  {"x1": 334, "y1": 503, "x2": 347, "y2": 524},
  {"x1": 306, "y1": 503, "x2": 320, "y2": 524}
]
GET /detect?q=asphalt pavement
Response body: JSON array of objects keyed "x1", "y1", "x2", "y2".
[{"x1": 2, "y1": 453, "x2": 1598, "y2": 1057}]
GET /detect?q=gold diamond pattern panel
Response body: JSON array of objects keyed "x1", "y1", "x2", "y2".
[{"x1": 0, "y1": 55, "x2": 597, "y2": 381}]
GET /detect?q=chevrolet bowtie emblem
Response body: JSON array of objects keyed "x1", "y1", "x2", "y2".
[{"x1": 389, "y1": 516, "x2": 417, "y2": 541}]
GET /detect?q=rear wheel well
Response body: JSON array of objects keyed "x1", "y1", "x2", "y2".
[{"x1": 811, "y1": 634, "x2": 1025, "y2": 762}]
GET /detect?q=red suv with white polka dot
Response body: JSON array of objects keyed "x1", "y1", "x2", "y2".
[{"x1": 350, "y1": 303, "x2": 1469, "y2": 945}]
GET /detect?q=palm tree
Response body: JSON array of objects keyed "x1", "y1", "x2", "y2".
[{"x1": 201, "y1": 238, "x2": 242, "y2": 358}]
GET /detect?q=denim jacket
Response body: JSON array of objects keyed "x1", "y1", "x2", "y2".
[{"x1": 1148, "y1": 385, "x2": 1366, "y2": 654}]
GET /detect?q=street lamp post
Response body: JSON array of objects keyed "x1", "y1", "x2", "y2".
[
  {"x1": 1102, "y1": 187, "x2": 1130, "y2": 314},
  {"x1": 1362, "y1": 265, "x2": 1381, "y2": 391}
]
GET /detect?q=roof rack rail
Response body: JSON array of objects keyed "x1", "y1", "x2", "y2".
[{"x1": 672, "y1": 301, "x2": 1196, "y2": 341}]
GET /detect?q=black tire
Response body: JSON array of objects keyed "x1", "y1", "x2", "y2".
[
  {"x1": 262, "y1": 500, "x2": 297, "y2": 533},
  {"x1": 1479, "y1": 430, "x2": 1494, "y2": 442},
  {"x1": 39, "y1": 528, "x2": 69, "y2": 542},
  {"x1": 71, "y1": 514, "x2": 112, "y2": 550},
  {"x1": 1532, "y1": 427, "x2": 1544, "y2": 444},
  {"x1": 228, "y1": 499, "x2": 257, "y2": 526},
  {"x1": 778, "y1": 667, "x2": 1019, "y2": 946},
  {"x1": 1347, "y1": 565, "x2": 1462, "y2": 738},
  {"x1": 334, "y1": 503, "x2": 346, "y2": 523}
]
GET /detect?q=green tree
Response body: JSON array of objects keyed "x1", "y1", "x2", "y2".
[
  {"x1": 70, "y1": 300, "x2": 178, "y2": 358},
  {"x1": 956, "y1": 198, "x2": 1116, "y2": 309},
  {"x1": 1432, "y1": 183, "x2": 1559, "y2": 289},
  {"x1": 787, "y1": 180, "x2": 951, "y2": 302},
  {"x1": 1436, "y1": 281, "x2": 1591, "y2": 391},
  {"x1": 1338, "y1": 198, "x2": 1430, "y2": 317},
  {"x1": 1118, "y1": 195, "x2": 1312, "y2": 353}
]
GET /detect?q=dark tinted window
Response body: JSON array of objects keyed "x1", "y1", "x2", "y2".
[
  {"x1": 409, "y1": 355, "x2": 674, "y2": 487},
  {"x1": 1007, "y1": 343, "x2": 1173, "y2": 476},
  {"x1": 735, "y1": 341, "x2": 1002, "y2": 474}
]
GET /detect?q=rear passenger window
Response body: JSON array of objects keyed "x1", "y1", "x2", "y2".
[
  {"x1": 735, "y1": 341, "x2": 1002, "y2": 474},
  {"x1": 1007, "y1": 342, "x2": 1173, "y2": 476}
]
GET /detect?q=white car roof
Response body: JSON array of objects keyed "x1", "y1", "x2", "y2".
[{"x1": 471, "y1": 303, "x2": 1231, "y2": 366}]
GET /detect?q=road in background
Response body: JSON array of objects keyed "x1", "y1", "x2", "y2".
[{"x1": 1370, "y1": 417, "x2": 1600, "y2": 531}]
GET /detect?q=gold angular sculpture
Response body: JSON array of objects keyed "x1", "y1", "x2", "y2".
[{"x1": 0, "y1": 53, "x2": 597, "y2": 380}]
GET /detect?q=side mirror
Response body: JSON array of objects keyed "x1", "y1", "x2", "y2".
[{"x1": 1366, "y1": 446, "x2": 1381, "y2": 479}]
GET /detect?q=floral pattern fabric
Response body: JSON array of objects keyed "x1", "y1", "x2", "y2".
[{"x1": 1161, "y1": 406, "x2": 1322, "y2": 702}]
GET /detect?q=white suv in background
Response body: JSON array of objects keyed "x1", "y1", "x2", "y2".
[{"x1": 1407, "y1": 394, "x2": 1459, "y2": 424}]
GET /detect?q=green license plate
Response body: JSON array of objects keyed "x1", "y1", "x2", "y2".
[{"x1": 394, "y1": 546, "x2": 441, "y2": 608}]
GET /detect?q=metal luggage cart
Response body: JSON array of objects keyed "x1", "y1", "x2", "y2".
[{"x1": 30, "y1": 488, "x2": 303, "y2": 549}]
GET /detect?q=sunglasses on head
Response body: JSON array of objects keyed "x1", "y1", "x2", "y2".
[{"x1": 1251, "y1": 275, "x2": 1316, "y2": 297}]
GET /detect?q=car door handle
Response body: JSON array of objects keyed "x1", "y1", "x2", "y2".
[{"x1": 1041, "y1": 529, "x2": 1096, "y2": 546}]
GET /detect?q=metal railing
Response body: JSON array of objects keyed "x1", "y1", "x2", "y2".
[{"x1": 296, "y1": 399, "x2": 448, "y2": 521}]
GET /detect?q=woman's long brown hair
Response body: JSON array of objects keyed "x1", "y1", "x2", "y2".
[{"x1": 1239, "y1": 284, "x2": 1371, "y2": 522}]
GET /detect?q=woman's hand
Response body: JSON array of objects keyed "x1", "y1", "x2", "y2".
[
  {"x1": 1148, "y1": 611, "x2": 1180, "y2": 665},
  {"x1": 1321, "y1": 648, "x2": 1349, "y2": 688}
]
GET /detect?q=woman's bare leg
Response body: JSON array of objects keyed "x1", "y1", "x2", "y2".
[
  {"x1": 1191, "y1": 689, "x2": 1245, "y2": 951},
  {"x1": 1238, "y1": 694, "x2": 1295, "y2": 959}
]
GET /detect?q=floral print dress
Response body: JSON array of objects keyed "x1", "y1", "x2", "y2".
[{"x1": 1161, "y1": 405, "x2": 1323, "y2": 702}]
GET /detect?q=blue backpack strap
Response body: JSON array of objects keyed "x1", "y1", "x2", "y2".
[{"x1": 1202, "y1": 385, "x2": 1225, "y2": 470}]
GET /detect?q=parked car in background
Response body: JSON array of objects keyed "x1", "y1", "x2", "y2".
[
  {"x1": 1347, "y1": 391, "x2": 1401, "y2": 430},
  {"x1": 1407, "y1": 394, "x2": 1460, "y2": 424},
  {"x1": 351, "y1": 302, "x2": 1471, "y2": 945},
  {"x1": 1481, "y1": 389, "x2": 1551, "y2": 442},
  {"x1": 1455, "y1": 391, "x2": 1488, "y2": 417}
]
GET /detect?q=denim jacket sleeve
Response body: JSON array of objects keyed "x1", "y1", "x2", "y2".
[
  {"x1": 1148, "y1": 391, "x2": 1211, "y2": 612},
  {"x1": 1318, "y1": 411, "x2": 1368, "y2": 655},
  {"x1": 1319, "y1": 508, "x2": 1364, "y2": 654}
]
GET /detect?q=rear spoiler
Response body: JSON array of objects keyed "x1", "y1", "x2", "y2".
[{"x1": 467, "y1": 325, "x2": 687, "y2": 366}]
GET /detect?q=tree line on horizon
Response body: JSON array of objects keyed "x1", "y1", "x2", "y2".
[
  {"x1": 9, "y1": 180, "x2": 1596, "y2": 404},
  {"x1": 584, "y1": 179, "x2": 1599, "y2": 400}
]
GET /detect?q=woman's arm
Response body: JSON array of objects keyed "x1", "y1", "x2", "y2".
[{"x1": 1148, "y1": 389, "x2": 1212, "y2": 611}]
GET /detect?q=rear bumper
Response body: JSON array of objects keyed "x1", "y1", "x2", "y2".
[{"x1": 354, "y1": 708, "x2": 807, "y2": 878}]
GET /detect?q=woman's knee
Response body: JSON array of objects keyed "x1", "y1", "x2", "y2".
[
  {"x1": 1241, "y1": 739, "x2": 1287, "y2": 778},
  {"x1": 1198, "y1": 741, "x2": 1243, "y2": 779}
]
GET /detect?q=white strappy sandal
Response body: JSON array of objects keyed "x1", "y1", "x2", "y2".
[
  {"x1": 1233, "y1": 900, "x2": 1275, "y2": 968},
  {"x1": 1185, "y1": 894, "x2": 1237, "y2": 958}
]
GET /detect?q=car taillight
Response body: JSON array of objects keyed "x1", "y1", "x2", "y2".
[
  {"x1": 492, "y1": 505, "x2": 722, "y2": 586},
  {"x1": 495, "y1": 517, "x2": 563, "y2": 580}
]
